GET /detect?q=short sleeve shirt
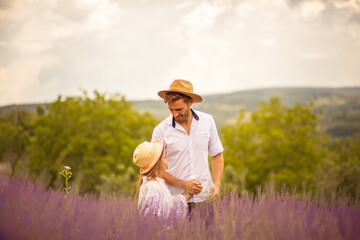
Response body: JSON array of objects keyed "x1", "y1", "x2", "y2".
[{"x1": 151, "y1": 109, "x2": 224, "y2": 203}]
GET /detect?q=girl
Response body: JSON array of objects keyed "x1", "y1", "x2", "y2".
[{"x1": 133, "y1": 140, "x2": 194, "y2": 219}]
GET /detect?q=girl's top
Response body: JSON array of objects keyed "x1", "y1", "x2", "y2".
[{"x1": 138, "y1": 177, "x2": 188, "y2": 219}]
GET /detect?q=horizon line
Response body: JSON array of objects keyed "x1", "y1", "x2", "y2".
[{"x1": 1, "y1": 85, "x2": 360, "y2": 108}]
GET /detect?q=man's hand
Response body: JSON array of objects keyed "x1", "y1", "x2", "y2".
[
  {"x1": 185, "y1": 179, "x2": 203, "y2": 195},
  {"x1": 207, "y1": 183, "x2": 221, "y2": 202}
]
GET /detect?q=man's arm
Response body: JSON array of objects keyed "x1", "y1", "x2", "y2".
[
  {"x1": 161, "y1": 171, "x2": 203, "y2": 195},
  {"x1": 209, "y1": 152, "x2": 224, "y2": 201}
]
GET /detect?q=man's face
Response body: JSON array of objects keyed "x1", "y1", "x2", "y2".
[{"x1": 167, "y1": 98, "x2": 193, "y2": 124}]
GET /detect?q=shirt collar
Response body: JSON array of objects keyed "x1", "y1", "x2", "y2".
[{"x1": 172, "y1": 109, "x2": 199, "y2": 128}]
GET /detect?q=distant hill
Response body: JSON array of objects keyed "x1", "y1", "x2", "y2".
[
  {"x1": 0, "y1": 103, "x2": 47, "y2": 115},
  {"x1": 133, "y1": 87, "x2": 360, "y2": 138},
  {"x1": 1, "y1": 87, "x2": 360, "y2": 138}
]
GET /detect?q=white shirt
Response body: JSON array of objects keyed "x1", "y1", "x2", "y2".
[
  {"x1": 151, "y1": 109, "x2": 224, "y2": 203},
  {"x1": 138, "y1": 177, "x2": 188, "y2": 219}
]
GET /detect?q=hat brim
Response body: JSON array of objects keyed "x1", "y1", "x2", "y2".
[
  {"x1": 158, "y1": 90, "x2": 202, "y2": 103},
  {"x1": 140, "y1": 140, "x2": 163, "y2": 175}
]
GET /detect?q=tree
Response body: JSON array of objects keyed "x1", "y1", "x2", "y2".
[
  {"x1": 0, "y1": 109, "x2": 32, "y2": 175},
  {"x1": 221, "y1": 97, "x2": 329, "y2": 193},
  {"x1": 29, "y1": 91, "x2": 157, "y2": 194},
  {"x1": 317, "y1": 133, "x2": 360, "y2": 202}
]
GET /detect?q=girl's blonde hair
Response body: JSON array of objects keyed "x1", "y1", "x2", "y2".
[{"x1": 136, "y1": 148, "x2": 165, "y2": 202}]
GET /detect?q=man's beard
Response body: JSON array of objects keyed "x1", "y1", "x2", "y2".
[{"x1": 175, "y1": 104, "x2": 190, "y2": 123}]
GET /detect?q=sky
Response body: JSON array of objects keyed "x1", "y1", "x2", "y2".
[{"x1": 0, "y1": 0, "x2": 359, "y2": 106}]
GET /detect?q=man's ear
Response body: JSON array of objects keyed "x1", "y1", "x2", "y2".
[{"x1": 189, "y1": 99, "x2": 194, "y2": 107}]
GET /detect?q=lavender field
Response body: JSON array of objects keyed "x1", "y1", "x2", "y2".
[{"x1": 0, "y1": 177, "x2": 359, "y2": 240}]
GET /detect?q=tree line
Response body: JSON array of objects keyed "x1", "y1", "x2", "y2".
[{"x1": 0, "y1": 91, "x2": 359, "y2": 201}]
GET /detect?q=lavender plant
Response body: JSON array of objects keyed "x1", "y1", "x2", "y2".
[
  {"x1": 0, "y1": 177, "x2": 359, "y2": 240},
  {"x1": 59, "y1": 165, "x2": 72, "y2": 199}
]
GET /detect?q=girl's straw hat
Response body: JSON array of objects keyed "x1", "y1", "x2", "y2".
[
  {"x1": 133, "y1": 140, "x2": 163, "y2": 174},
  {"x1": 158, "y1": 79, "x2": 203, "y2": 103}
]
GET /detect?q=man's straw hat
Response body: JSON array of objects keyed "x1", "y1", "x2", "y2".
[
  {"x1": 158, "y1": 79, "x2": 202, "y2": 103},
  {"x1": 133, "y1": 140, "x2": 163, "y2": 174}
]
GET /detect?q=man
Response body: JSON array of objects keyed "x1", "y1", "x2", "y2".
[{"x1": 151, "y1": 79, "x2": 224, "y2": 208}]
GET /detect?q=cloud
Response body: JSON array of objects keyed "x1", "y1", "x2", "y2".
[
  {"x1": 350, "y1": 13, "x2": 360, "y2": 24},
  {"x1": 0, "y1": 0, "x2": 359, "y2": 105},
  {"x1": 0, "y1": 0, "x2": 12, "y2": 10},
  {"x1": 182, "y1": 1, "x2": 224, "y2": 29},
  {"x1": 31, "y1": 0, "x2": 191, "y2": 100},
  {"x1": 52, "y1": 0, "x2": 94, "y2": 24},
  {"x1": 299, "y1": 1, "x2": 325, "y2": 19},
  {"x1": 287, "y1": 0, "x2": 360, "y2": 20},
  {"x1": 235, "y1": 2, "x2": 256, "y2": 18},
  {"x1": 0, "y1": 44, "x2": 18, "y2": 67}
]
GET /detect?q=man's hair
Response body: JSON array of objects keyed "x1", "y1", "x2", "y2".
[{"x1": 164, "y1": 92, "x2": 192, "y2": 103}]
